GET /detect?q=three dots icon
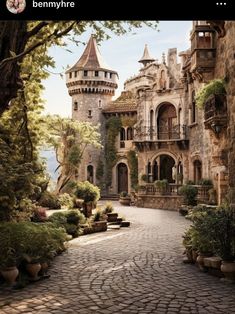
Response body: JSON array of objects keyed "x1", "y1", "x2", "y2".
[{"x1": 216, "y1": 2, "x2": 227, "y2": 4}]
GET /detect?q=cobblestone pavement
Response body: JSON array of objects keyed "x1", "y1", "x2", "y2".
[{"x1": 1, "y1": 203, "x2": 235, "y2": 314}]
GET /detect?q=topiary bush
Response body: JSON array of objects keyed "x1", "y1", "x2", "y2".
[
  {"x1": 74, "y1": 181, "x2": 100, "y2": 204},
  {"x1": 179, "y1": 185, "x2": 198, "y2": 206}
]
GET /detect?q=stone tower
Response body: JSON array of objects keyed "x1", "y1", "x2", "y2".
[{"x1": 66, "y1": 35, "x2": 118, "y2": 185}]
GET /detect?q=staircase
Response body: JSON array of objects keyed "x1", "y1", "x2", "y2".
[{"x1": 100, "y1": 194, "x2": 119, "y2": 201}]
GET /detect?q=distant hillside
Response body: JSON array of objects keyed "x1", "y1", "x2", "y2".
[{"x1": 40, "y1": 150, "x2": 59, "y2": 181}]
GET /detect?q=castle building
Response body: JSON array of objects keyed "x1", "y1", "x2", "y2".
[
  {"x1": 66, "y1": 35, "x2": 118, "y2": 185},
  {"x1": 66, "y1": 21, "x2": 233, "y2": 209}
]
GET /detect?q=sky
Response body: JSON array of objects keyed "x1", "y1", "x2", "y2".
[{"x1": 42, "y1": 21, "x2": 192, "y2": 117}]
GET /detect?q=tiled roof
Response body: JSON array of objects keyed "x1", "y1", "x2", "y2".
[
  {"x1": 68, "y1": 35, "x2": 117, "y2": 73},
  {"x1": 103, "y1": 91, "x2": 137, "y2": 113}
]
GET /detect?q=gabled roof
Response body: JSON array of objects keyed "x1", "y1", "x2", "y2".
[{"x1": 68, "y1": 35, "x2": 117, "y2": 73}]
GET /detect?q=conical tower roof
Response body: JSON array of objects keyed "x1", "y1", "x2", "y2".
[
  {"x1": 68, "y1": 35, "x2": 117, "y2": 73},
  {"x1": 138, "y1": 44, "x2": 155, "y2": 66}
]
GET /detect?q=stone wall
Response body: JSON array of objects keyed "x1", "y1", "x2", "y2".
[
  {"x1": 214, "y1": 22, "x2": 235, "y2": 202},
  {"x1": 136, "y1": 195, "x2": 183, "y2": 211}
]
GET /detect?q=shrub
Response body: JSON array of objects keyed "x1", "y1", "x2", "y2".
[
  {"x1": 196, "y1": 79, "x2": 226, "y2": 108},
  {"x1": 58, "y1": 193, "x2": 74, "y2": 209},
  {"x1": 120, "y1": 191, "x2": 128, "y2": 197},
  {"x1": 75, "y1": 181, "x2": 100, "y2": 203},
  {"x1": 93, "y1": 209, "x2": 102, "y2": 222},
  {"x1": 154, "y1": 179, "x2": 168, "y2": 189},
  {"x1": 103, "y1": 202, "x2": 114, "y2": 214},
  {"x1": 179, "y1": 185, "x2": 198, "y2": 205},
  {"x1": 31, "y1": 207, "x2": 47, "y2": 222},
  {"x1": 48, "y1": 210, "x2": 86, "y2": 238},
  {"x1": 198, "y1": 178, "x2": 213, "y2": 186},
  {"x1": 66, "y1": 210, "x2": 86, "y2": 225},
  {"x1": 0, "y1": 222, "x2": 68, "y2": 267},
  {"x1": 141, "y1": 174, "x2": 148, "y2": 182},
  {"x1": 38, "y1": 191, "x2": 61, "y2": 209}
]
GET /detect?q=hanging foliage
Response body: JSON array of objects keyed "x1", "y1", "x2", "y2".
[
  {"x1": 195, "y1": 79, "x2": 226, "y2": 108},
  {"x1": 127, "y1": 150, "x2": 138, "y2": 190},
  {"x1": 105, "y1": 117, "x2": 122, "y2": 187}
]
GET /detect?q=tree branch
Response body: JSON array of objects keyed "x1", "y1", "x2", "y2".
[
  {"x1": 26, "y1": 21, "x2": 49, "y2": 39},
  {"x1": 0, "y1": 21, "x2": 78, "y2": 68}
]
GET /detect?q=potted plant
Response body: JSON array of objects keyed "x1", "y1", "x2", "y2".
[
  {"x1": 119, "y1": 191, "x2": 131, "y2": 206},
  {"x1": 179, "y1": 184, "x2": 198, "y2": 206},
  {"x1": 154, "y1": 179, "x2": 168, "y2": 195},
  {"x1": 74, "y1": 181, "x2": 100, "y2": 217}
]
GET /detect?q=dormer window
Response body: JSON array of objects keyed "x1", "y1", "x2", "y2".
[
  {"x1": 110, "y1": 73, "x2": 113, "y2": 79},
  {"x1": 84, "y1": 70, "x2": 88, "y2": 77},
  {"x1": 75, "y1": 71, "x2": 78, "y2": 78},
  {"x1": 69, "y1": 72, "x2": 72, "y2": 79},
  {"x1": 104, "y1": 72, "x2": 107, "y2": 78},
  {"x1": 95, "y1": 71, "x2": 99, "y2": 77}
]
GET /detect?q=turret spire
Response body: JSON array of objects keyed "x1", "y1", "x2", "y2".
[{"x1": 138, "y1": 44, "x2": 155, "y2": 67}]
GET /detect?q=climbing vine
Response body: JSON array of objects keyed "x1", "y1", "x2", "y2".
[
  {"x1": 105, "y1": 117, "x2": 122, "y2": 187},
  {"x1": 195, "y1": 79, "x2": 226, "y2": 108},
  {"x1": 96, "y1": 158, "x2": 104, "y2": 181},
  {"x1": 127, "y1": 150, "x2": 138, "y2": 190}
]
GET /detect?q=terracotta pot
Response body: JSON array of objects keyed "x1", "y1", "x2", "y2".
[
  {"x1": 26, "y1": 262, "x2": 41, "y2": 279},
  {"x1": 39, "y1": 262, "x2": 49, "y2": 276},
  {"x1": 221, "y1": 261, "x2": 235, "y2": 282},
  {"x1": 1, "y1": 266, "x2": 19, "y2": 285}
]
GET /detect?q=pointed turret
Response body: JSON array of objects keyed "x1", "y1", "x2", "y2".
[
  {"x1": 138, "y1": 44, "x2": 155, "y2": 67},
  {"x1": 66, "y1": 35, "x2": 118, "y2": 99},
  {"x1": 68, "y1": 35, "x2": 117, "y2": 73}
]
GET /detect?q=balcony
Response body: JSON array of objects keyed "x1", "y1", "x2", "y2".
[{"x1": 133, "y1": 125, "x2": 189, "y2": 150}]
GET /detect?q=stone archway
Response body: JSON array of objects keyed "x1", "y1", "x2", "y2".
[
  {"x1": 157, "y1": 103, "x2": 177, "y2": 140},
  {"x1": 152, "y1": 154, "x2": 176, "y2": 183},
  {"x1": 117, "y1": 163, "x2": 128, "y2": 193}
]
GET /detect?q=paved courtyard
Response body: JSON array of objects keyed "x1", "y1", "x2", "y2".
[{"x1": 1, "y1": 203, "x2": 235, "y2": 314}]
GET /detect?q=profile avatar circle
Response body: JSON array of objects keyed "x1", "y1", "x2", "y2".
[{"x1": 6, "y1": 0, "x2": 26, "y2": 14}]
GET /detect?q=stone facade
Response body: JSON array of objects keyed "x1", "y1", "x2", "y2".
[{"x1": 66, "y1": 22, "x2": 235, "y2": 208}]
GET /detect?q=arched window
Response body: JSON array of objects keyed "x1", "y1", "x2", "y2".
[
  {"x1": 120, "y1": 128, "x2": 126, "y2": 141},
  {"x1": 191, "y1": 91, "x2": 196, "y2": 123},
  {"x1": 127, "y1": 127, "x2": 133, "y2": 140},
  {"x1": 194, "y1": 160, "x2": 202, "y2": 184},
  {"x1": 157, "y1": 103, "x2": 177, "y2": 139},
  {"x1": 87, "y1": 165, "x2": 94, "y2": 184}
]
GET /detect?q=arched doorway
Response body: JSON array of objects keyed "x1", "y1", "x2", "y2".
[
  {"x1": 87, "y1": 165, "x2": 94, "y2": 183},
  {"x1": 157, "y1": 103, "x2": 177, "y2": 139},
  {"x1": 152, "y1": 154, "x2": 175, "y2": 183},
  {"x1": 160, "y1": 155, "x2": 175, "y2": 182},
  {"x1": 117, "y1": 163, "x2": 128, "y2": 193}
]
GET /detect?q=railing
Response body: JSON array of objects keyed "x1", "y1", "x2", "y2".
[
  {"x1": 138, "y1": 183, "x2": 182, "y2": 196},
  {"x1": 133, "y1": 125, "x2": 188, "y2": 142}
]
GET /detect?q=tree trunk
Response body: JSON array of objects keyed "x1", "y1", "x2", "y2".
[{"x1": 0, "y1": 21, "x2": 28, "y2": 115}]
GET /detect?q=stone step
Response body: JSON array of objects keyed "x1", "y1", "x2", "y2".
[{"x1": 107, "y1": 225, "x2": 121, "y2": 230}]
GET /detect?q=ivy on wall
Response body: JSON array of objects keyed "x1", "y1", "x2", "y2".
[
  {"x1": 105, "y1": 116, "x2": 122, "y2": 187},
  {"x1": 127, "y1": 150, "x2": 138, "y2": 190},
  {"x1": 196, "y1": 79, "x2": 226, "y2": 108},
  {"x1": 96, "y1": 158, "x2": 104, "y2": 181}
]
